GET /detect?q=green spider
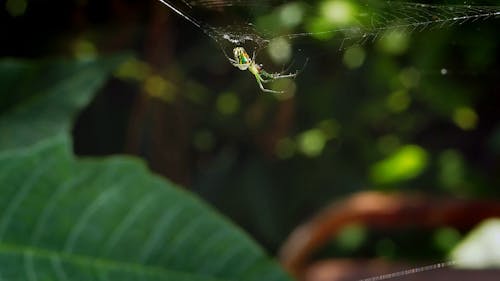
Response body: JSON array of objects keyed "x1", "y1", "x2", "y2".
[{"x1": 229, "y1": 47, "x2": 298, "y2": 94}]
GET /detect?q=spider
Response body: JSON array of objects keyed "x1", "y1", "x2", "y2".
[{"x1": 228, "y1": 47, "x2": 298, "y2": 94}]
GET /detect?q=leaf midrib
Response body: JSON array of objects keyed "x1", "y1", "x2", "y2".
[{"x1": 0, "y1": 243, "x2": 229, "y2": 281}]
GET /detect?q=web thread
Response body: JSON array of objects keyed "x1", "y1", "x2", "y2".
[{"x1": 357, "y1": 261, "x2": 457, "y2": 281}]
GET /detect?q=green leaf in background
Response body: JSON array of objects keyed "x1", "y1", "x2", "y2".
[
  {"x1": 0, "y1": 56, "x2": 126, "y2": 152},
  {"x1": 0, "y1": 57, "x2": 291, "y2": 280}
]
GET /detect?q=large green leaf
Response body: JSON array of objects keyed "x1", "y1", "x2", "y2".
[
  {"x1": 0, "y1": 56, "x2": 291, "y2": 280},
  {"x1": 0, "y1": 135, "x2": 290, "y2": 280},
  {"x1": 0, "y1": 56, "x2": 126, "y2": 151}
]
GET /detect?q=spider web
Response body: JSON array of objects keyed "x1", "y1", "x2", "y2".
[{"x1": 158, "y1": 0, "x2": 500, "y2": 60}]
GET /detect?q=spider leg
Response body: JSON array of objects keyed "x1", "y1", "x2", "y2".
[
  {"x1": 255, "y1": 74, "x2": 283, "y2": 94},
  {"x1": 260, "y1": 76, "x2": 273, "y2": 83},
  {"x1": 273, "y1": 73, "x2": 297, "y2": 80},
  {"x1": 261, "y1": 70, "x2": 298, "y2": 81}
]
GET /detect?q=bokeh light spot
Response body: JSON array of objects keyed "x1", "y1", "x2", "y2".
[
  {"x1": 306, "y1": 18, "x2": 335, "y2": 40},
  {"x1": 298, "y1": 129, "x2": 327, "y2": 157},
  {"x1": 453, "y1": 107, "x2": 478, "y2": 130},
  {"x1": 114, "y1": 58, "x2": 151, "y2": 81},
  {"x1": 378, "y1": 30, "x2": 409, "y2": 55},
  {"x1": 321, "y1": 0, "x2": 355, "y2": 25},
  {"x1": 434, "y1": 227, "x2": 461, "y2": 252},
  {"x1": 399, "y1": 67, "x2": 420, "y2": 89},
  {"x1": 216, "y1": 92, "x2": 240, "y2": 115},
  {"x1": 336, "y1": 224, "x2": 367, "y2": 252},
  {"x1": 386, "y1": 90, "x2": 411, "y2": 113},
  {"x1": 6, "y1": 0, "x2": 27, "y2": 17},
  {"x1": 272, "y1": 79, "x2": 297, "y2": 99},
  {"x1": 318, "y1": 119, "x2": 340, "y2": 139},
  {"x1": 144, "y1": 75, "x2": 175, "y2": 103},
  {"x1": 438, "y1": 150, "x2": 465, "y2": 192},
  {"x1": 73, "y1": 39, "x2": 97, "y2": 61},
  {"x1": 268, "y1": 37, "x2": 292, "y2": 65},
  {"x1": 280, "y1": 2, "x2": 304, "y2": 28},
  {"x1": 343, "y1": 46, "x2": 366, "y2": 69},
  {"x1": 371, "y1": 145, "x2": 428, "y2": 185}
]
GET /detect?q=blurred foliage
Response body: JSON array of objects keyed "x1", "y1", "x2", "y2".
[
  {"x1": 0, "y1": 56, "x2": 126, "y2": 151},
  {"x1": 2, "y1": 0, "x2": 500, "y2": 267}
]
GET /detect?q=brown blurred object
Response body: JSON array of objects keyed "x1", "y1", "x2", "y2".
[
  {"x1": 279, "y1": 191, "x2": 500, "y2": 280},
  {"x1": 126, "y1": 1, "x2": 192, "y2": 186}
]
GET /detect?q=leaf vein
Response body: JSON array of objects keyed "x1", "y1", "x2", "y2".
[
  {"x1": 139, "y1": 203, "x2": 185, "y2": 263},
  {"x1": 64, "y1": 171, "x2": 127, "y2": 253},
  {"x1": 24, "y1": 250, "x2": 37, "y2": 281},
  {"x1": 51, "y1": 255, "x2": 69, "y2": 281},
  {"x1": 0, "y1": 158, "x2": 54, "y2": 241},
  {"x1": 103, "y1": 191, "x2": 157, "y2": 256},
  {"x1": 32, "y1": 171, "x2": 91, "y2": 244}
]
